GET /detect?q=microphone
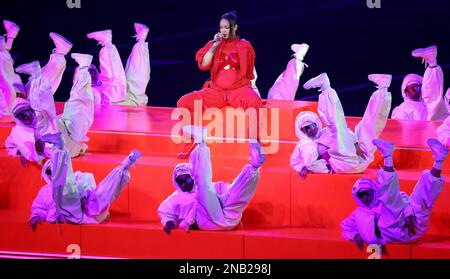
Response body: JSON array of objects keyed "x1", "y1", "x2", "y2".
[{"x1": 213, "y1": 33, "x2": 223, "y2": 43}]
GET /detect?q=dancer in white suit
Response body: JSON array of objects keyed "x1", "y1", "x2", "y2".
[
  {"x1": 29, "y1": 132, "x2": 141, "y2": 230},
  {"x1": 291, "y1": 73, "x2": 392, "y2": 178},
  {"x1": 158, "y1": 126, "x2": 266, "y2": 233},
  {"x1": 87, "y1": 23, "x2": 150, "y2": 106},
  {"x1": 341, "y1": 138, "x2": 447, "y2": 249},
  {"x1": 5, "y1": 53, "x2": 95, "y2": 163},
  {"x1": 392, "y1": 45, "x2": 448, "y2": 121}
]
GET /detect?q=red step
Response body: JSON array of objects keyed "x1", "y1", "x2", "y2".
[
  {"x1": 411, "y1": 236, "x2": 450, "y2": 259},
  {"x1": 0, "y1": 215, "x2": 424, "y2": 259},
  {"x1": 0, "y1": 151, "x2": 291, "y2": 227},
  {"x1": 3, "y1": 150, "x2": 450, "y2": 235},
  {"x1": 80, "y1": 219, "x2": 244, "y2": 259},
  {"x1": 290, "y1": 168, "x2": 450, "y2": 236},
  {"x1": 2, "y1": 100, "x2": 450, "y2": 259},
  {"x1": 243, "y1": 227, "x2": 411, "y2": 259}
]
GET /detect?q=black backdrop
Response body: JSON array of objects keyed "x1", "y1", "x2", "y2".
[{"x1": 2, "y1": 0, "x2": 450, "y2": 116}]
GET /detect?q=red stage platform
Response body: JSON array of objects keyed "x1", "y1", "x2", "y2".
[{"x1": 0, "y1": 100, "x2": 449, "y2": 259}]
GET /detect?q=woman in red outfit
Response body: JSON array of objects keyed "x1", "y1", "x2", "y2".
[{"x1": 177, "y1": 11, "x2": 262, "y2": 158}]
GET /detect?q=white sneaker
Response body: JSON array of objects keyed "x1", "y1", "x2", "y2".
[
  {"x1": 71, "y1": 53, "x2": 93, "y2": 68},
  {"x1": 412, "y1": 45, "x2": 437, "y2": 67},
  {"x1": 121, "y1": 149, "x2": 142, "y2": 169},
  {"x1": 15, "y1": 61, "x2": 41, "y2": 77},
  {"x1": 182, "y1": 125, "x2": 207, "y2": 144},
  {"x1": 3, "y1": 20, "x2": 20, "y2": 38},
  {"x1": 87, "y1": 30, "x2": 112, "y2": 46},
  {"x1": 291, "y1": 43, "x2": 309, "y2": 61},
  {"x1": 134, "y1": 23, "x2": 149, "y2": 41},
  {"x1": 372, "y1": 139, "x2": 394, "y2": 157},
  {"x1": 368, "y1": 74, "x2": 392, "y2": 89},
  {"x1": 427, "y1": 138, "x2": 448, "y2": 162},
  {"x1": 303, "y1": 73, "x2": 330, "y2": 91},
  {"x1": 50, "y1": 32, "x2": 73, "y2": 55}
]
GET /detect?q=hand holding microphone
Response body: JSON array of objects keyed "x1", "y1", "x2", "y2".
[{"x1": 213, "y1": 32, "x2": 223, "y2": 45}]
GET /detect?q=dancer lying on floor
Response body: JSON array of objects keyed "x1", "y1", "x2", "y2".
[
  {"x1": 29, "y1": 133, "x2": 141, "y2": 231},
  {"x1": 5, "y1": 53, "x2": 95, "y2": 164},
  {"x1": 341, "y1": 138, "x2": 448, "y2": 249},
  {"x1": 158, "y1": 126, "x2": 266, "y2": 233},
  {"x1": 290, "y1": 73, "x2": 392, "y2": 179},
  {"x1": 87, "y1": 23, "x2": 150, "y2": 106},
  {"x1": 392, "y1": 45, "x2": 448, "y2": 121}
]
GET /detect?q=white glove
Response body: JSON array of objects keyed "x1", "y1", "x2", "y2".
[
  {"x1": 182, "y1": 125, "x2": 207, "y2": 145},
  {"x1": 249, "y1": 141, "x2": 266, "y2": 169}
]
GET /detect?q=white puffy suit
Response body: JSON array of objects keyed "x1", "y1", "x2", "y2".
[
  {"x1": 392, "y1": 63, "x2": 447, "y2": 121},
  {"x1": 341, "y1": 168, "x2": 444, "y2": 245},
  {"x1": 158, "y1": 144, "x2": 261, "y2": 231},
  {"x1": 290, "y1": 85, "x2": 392, "y2": 174},
  {"x1": 5, "y1": 63, "x2": 94, "y2": 162},
  {"x1": 94, "y1": 40, "x2": 150, "y2": 106},
  {"x1": 267, "y1": 56, "x2": 306, "y2": 100},
  {"x1": 31, "y1": 147, "x2": 131, "y2": 224},
  {"x1": 123, "y1": 39, "x2": 150, "y2": 106},
  {"x1": 96, "y1": 42, "x2": 128, "y2": 103},
  {"x1": 0, "y1": 39, "x2": 17, "y2": 114},
  {"x1": 41, "y1": 52, "x2": 67, "y2": 95}
]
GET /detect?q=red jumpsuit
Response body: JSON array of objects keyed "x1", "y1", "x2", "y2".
[{"x1": 177, "y1": 37, "x2": 262, "y2": 114}]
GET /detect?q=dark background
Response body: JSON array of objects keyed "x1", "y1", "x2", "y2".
[{"x1": 2, "y1": 0, "x2": 450, "y2": 116}]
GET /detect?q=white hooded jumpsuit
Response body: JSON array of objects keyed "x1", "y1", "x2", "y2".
[
  {"x1": 341, "y1": 168, "x2": 444, "y2": 246},
  {"x1": 391, "y1": 62, "x2": 447, "y2": 121},
  {"x1": 290, "y1": 85, "x2": 392, "y2": 174},
  {"x1": 94, "y1": 40, "x2": 150, "y2": 106},
  {"x1": 158, "y1": 144, "x2": 261, "y2": 231},
  {"x1": 5, "y1": 63, "x2": 94, "y2": 162},
  {"x1": 0, "y1": 38, "x2": 20, "y2": 115},
  {"x1": 267, "y1": 55, "x2": 306, "y2": 100},
  {"x1": 30, "y1": 147, "x2": 131, "y2": 224}
]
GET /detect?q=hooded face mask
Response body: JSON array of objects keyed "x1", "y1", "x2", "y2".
[
  {"x1": 402, "y1": 74, "x2": 423, "y2": 102},
  {"x1": 173, "y1": 163, "x2": 195, "y2": 193},
  {"x1": 405, "y1": 83, "x2": 422, "y2": 101},
  {"x1": 12, "y1": 98, "x2": 36, "y2": 127},
  {"x1": 301, "y1": 123, "x2": 319, "y2": 139},
  {"x1": 352, "y1": 178, "x2": 378, "y2": 209},
  {"x1": 356, "y1": 189, "x2": 375, "y2": 208},
  {"x1": 295, "y1": 111, "x2": 323, "y2": 140},
  {"x1": 175, "y1": 174, "x2": 194, "y2": 193},
  {"x1": 88, "y1": 64, "x2": 102, "y2": 87}
]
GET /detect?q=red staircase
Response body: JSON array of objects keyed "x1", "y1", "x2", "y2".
[{"x1": 0, "y1": 100, "x2": 449, "y2": 259}]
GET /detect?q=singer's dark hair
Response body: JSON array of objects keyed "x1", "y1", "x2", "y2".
[{"x1": 221, "y1": 11, "x2": 238, "y2": 37}]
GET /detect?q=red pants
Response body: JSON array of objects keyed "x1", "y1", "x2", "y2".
[{"x1": 177, "y1": 85, "x2": 262, "y2": 114}]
